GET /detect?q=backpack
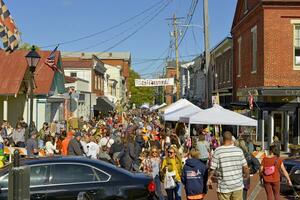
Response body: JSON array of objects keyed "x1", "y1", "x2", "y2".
[{"x1": 245, "y1": 152, "x2": 260, "y2": 174}]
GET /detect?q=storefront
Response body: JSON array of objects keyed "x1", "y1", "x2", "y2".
[{"x1": 236, "y1": 87, "x2": 300, "y2": 152}]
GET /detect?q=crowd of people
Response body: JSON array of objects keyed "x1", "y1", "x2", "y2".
[{"x1": 0, "y1": 109, "x2": 294, "y2": 200}]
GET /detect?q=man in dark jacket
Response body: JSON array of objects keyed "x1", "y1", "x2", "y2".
[
  {"x1": 68, "y1": 132, "x2": 84, "y2": 156},
  {"x1": 182, "y1": 148, "x2": 208, "y2": 200}
]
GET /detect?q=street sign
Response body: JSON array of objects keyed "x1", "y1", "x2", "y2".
[{"x1": 135, "y1": 78, "x2": 174, "y2": 87}]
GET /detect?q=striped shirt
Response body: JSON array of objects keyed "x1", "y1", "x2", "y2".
[{"x1": 210, "y1": 145, "x2": 247, "y2": 193}]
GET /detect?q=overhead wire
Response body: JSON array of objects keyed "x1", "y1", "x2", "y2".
[
  {"x1": 94, "y1": 0, "x2": 173, "y2": 58},
  {"x1": 178, "y1": 0, "x2": 199, "y2": 46},
  {"x1": 40, "y1": 0, "x2": 167, "y2": 48},
  {"x1": 74, "y1": 0, "x2": 170, "y2": 53}
]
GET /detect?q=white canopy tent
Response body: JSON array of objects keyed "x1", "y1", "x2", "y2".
[
  {"x1": 140, "y1": 103, "x2": 150, "y2": 109},
  {"x1": 163, "y1": 99, "x2": 202, "y2": 121},
  {"x1": 150, "y1": 103, "x2": 167, "y2": 111},
  {"x1": 164, "y1": 104, "x2": 202, "y2": 121},
  {"x1": 180, "y1": 104, "x2": 257, "y2": 126},
  {"x1": 162, "y1": 99, "x2": 195, "y2": 115}
]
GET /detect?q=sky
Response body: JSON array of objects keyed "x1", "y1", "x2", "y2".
[{"x1": 3, "y1": 0, "x2": 237, "y2": 78}]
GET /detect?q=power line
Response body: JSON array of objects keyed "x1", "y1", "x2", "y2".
[
  {"x1": 94, "y1": 0, "x2": 173, "y2": 57},
  {"x1": 74, "y1": 0, "x2": 170, "y2": 53},
  {"x1": 40, "y1": 0, "x2": 167, "y2": 48},
  {"x1": 178, "y1": 0, "x2": 199, "y2": 46}
]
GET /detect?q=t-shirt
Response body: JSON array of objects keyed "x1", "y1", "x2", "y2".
[
  {"x1": 262, "y1": 156, "x2": 282, "y2": 183},
  {"x1": 26, "y1": 138, "x2": 38, "y2": 158},
  {"x1": 210, "y1": 145, "x2": 247, "y2": 193}
]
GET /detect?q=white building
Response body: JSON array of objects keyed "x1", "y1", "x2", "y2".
[{"x1": 103, "y1": 64, "x2": 126, "y2": 105}]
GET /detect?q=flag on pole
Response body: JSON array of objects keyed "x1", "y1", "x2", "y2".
[
  {"x1": 0, "y1": 0, "x2": 20, "y2": 52},
  {"x1": 45, "y1": 45, "x2": 63, "y2": 74}
]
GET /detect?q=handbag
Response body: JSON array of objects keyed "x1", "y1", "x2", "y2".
[
  {"x1": 164, "y1": 171, "x2": 176, "y2": 189},
  {"x1": 264, "y1": 158, "x2": 278, "y2": 176}
]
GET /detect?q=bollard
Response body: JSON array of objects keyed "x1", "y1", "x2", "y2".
[{"x1": 13, "y1": 149, "x2": 20, "y2": 168}]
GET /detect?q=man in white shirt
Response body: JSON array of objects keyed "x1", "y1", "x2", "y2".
[{"x1": 86, "y1": 136, "x2": 99, "y2": 159}]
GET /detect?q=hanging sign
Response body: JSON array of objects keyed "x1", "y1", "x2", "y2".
[{"x1": 135, "y1": 78, "x2": 174, "y2": 87}]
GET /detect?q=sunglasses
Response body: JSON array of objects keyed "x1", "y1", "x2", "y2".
[{"x1": 168, "y1": 151, "x2": 174, "y2": 154}]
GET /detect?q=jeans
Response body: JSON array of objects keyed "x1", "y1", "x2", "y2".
[
  {"x1": 154, "y1": 175, "x2": 164, "y2": 200},
  {"x1": 166, "y1": 182, "x2": 181, "y2": 200},
  {"x1": 243, "y1": 189, "x2": 247, "y2": 200}
]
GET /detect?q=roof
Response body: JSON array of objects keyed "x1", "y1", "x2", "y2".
[
  {"x1": 62, "y1": 52, "x2": 131, "y2": 61},
  {"x1": 0, "y1": 49, "x2": 60, "y2": 95},
  {"x1": 62, "y1": 60, "x2": 93, "y2": 69},
  {"x1": 65, "y1": 76, "x2": 77, "y2": 83}
]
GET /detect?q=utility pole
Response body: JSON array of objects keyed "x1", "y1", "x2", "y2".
[
  {"x1": 173, "y1": 13, "x2": 180, "y2": 101},
  {"x1": 203, "y1": 0, "x2": 210, "y2": 107}
]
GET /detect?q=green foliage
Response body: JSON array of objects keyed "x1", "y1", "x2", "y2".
[
  {"x1": 19, "y1": 43, "x2": 41, "y2": 50},
  {"x1": 128, "y1": 68, "x2": 155, "y2": 106}
]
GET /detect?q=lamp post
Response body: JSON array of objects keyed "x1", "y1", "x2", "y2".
[{"x1": 25, "y1": 46, "x2": 41, "y2": 129}]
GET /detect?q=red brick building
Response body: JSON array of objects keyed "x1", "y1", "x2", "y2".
[
  {"x1": 210, "y1": 37, "x2": 233, "y2": 107},
  {"x1": 232, "y1": 0, "x2": 300, "y2": 149},
  {"x1": 165, "y1": 61, "x2": 177, "y2": 105}
]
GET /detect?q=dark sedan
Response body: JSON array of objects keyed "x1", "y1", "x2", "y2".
[
  {"x1": 0, "y1": 156, "x2": 156, "y2": 200},
  {"x1": 281, "y1": 157, "x2": 300, "y2": 194}
]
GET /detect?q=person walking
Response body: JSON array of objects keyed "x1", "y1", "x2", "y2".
[
  {"x1": 161, "y1": 145, "x2": 183, "y2": 200},
  {"x1": 12, "y1": 123, "x2": 26, "y2": 147},
  {"x1": 143, "y1": 147, "x2": 164, "y2": 200},
  {"x1": 208, "y1": 131, "x2": 249, "y2": 200},
  {"x1": 182, "y1": 148, "x2": 208, "y2": 200},
  {"x1": 45, "y1": 135, "x2": 58, "y2": 156},
  {"x1": 26, "y1": 131, "x2": 38, "y2": 158},
  {"x1": 196, "y1": 134, "x2": 210, "y2": 165},
  {"x1": 235, "y1": 139, "x2": 260, "y2": 200},
  {"x1": 67, "y1": 132, "x2": 84, "y2": 156},
  {"x1": 260, "y1": 144, "x2": 292, "y2": 200}
]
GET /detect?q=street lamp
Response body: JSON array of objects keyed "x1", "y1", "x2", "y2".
[{"x1": 25, "y1": 46, "x2": 41, "y2": 130}]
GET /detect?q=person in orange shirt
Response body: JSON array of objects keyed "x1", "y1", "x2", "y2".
[{"x1": 61, "y1": 131, "x2": 74, "y2": 156}]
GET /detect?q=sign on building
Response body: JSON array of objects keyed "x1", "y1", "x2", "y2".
[{"x1": 135, "y1": 78, "x2": 174, "y2": 87}]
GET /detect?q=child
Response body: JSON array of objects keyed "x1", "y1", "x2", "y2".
[{"x1": 182, "y1": 148, "x2": 208, "y2": 200}]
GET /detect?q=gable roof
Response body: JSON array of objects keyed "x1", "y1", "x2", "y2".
[
  {"x1": 231, "y1": 0, "x2": 261, "y2": 32},
  {"x1": 61, "y1": 52, "x2": 131, "y2": 61},
  {"x1": 0, "y1": 49, "x2": 61, "y2": 95},
  {"x1": 62, "y1": 60, "x2": 93, "y2": 69}
]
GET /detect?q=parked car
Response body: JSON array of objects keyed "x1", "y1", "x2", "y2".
[
  {"x1": 0, "y1": 156, "x2": 156, "y2": 200},
  {"x1": 281, "y1": 157, "x2": 300, "y2": 194}
]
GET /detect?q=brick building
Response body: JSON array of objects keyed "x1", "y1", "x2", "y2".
[
  {"x1": 232, "y1": 0, "x2": 300, "y2": 149},
  {"x1": 210, "y1": 37, "x2": 233, "y2": 108},
  {"x1": 165, "y1": 61, "x2": 177, "y2": 105}
]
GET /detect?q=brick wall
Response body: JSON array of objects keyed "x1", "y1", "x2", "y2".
[
  {"x1": 165, "y1": 67, "x2": 176, "y2": 105},
  {"x1": 264, "y1": 7, "x2": 300, "y2": 86}
]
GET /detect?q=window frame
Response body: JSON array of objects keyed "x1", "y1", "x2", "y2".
[
  {"x1": 49, "y1": 163, "x2": 111, "y2": 185},
  {"x1": 292, "y1": 20, "x2": 300, "y2": 69},
  {"x1": 237, "y1": 37, "x2": 242, "y2": 77},
  {"x1": 0, "y1": 162, "x2": 111, "y2": 190},
  {"x1": 251, "y1": 25, "x2": 257, "y2": 73}
]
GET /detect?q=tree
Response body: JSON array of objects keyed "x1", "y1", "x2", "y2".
[
  {"x1": 19, "y1": 42, "x2": 41, "y2": 50},
  {"x1": 128, "y1": 68, "x2": 155, "y2": 107}
]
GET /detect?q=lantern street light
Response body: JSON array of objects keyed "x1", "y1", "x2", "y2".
[{"x1": 25, "y1": 46, "x2": 41, "y2": 130}]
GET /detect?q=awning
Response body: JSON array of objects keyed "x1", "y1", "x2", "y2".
[{"x1": 94, "y1": 96, "x2": 115, "y2": 112}]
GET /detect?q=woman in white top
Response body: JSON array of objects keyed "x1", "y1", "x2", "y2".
[
  {"x1": 45, "y1": 135, "x2": 58, "y2": 156},
  {"x1": 86, "y1": 136, "x2": 100, "y2": 159}
]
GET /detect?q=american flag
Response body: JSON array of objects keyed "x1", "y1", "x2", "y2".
[
  {"x1": 45, "y1": 45, "x2": 62, "y2": 74},
  {"x1": 0, "y1": 0, "x2": 20, "y2": 52}
]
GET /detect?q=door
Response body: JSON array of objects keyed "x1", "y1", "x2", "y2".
[
  {"x1": 272, "y1": 112, "x2": 284, "y2": 149},
  {"x1": 0, "y1": 165, "x2": 50, "y2": 200},
  {"x1": 46, "y1": 163, "x2": 110, "y2": 200}
]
